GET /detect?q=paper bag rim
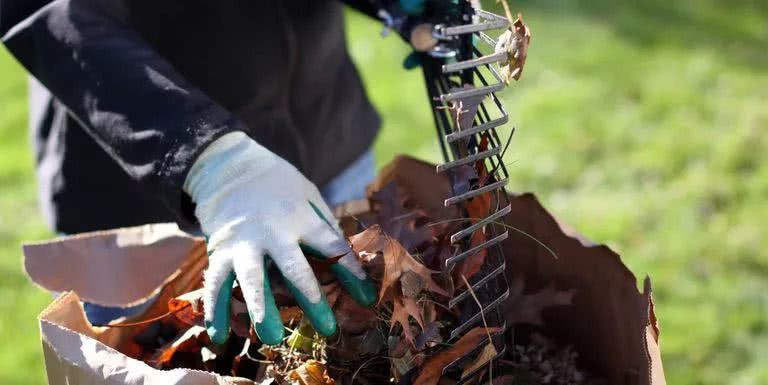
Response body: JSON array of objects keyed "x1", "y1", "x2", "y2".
[{"x1": 23, "y1": 223, "x2": 204, "y2": 307}]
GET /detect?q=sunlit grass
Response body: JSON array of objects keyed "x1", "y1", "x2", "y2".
[{"x1": 0, "y1": 1, "x2": 766, "y2": 384}]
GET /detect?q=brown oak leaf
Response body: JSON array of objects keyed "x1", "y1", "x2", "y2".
[
  {"x1": 168, "y1": 289, "x2": 205, "y2": 328},
  {"x1": 369, "y1": 183, "x2": 436, "y2": 253},
  {"x1": 350, "y1": 225, "x2": 448, "y2": 304},
  {"x1": 413, "y1": 327, "x2": 503, "y2": 385}
]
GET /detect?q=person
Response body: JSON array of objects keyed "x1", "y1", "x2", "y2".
[{"x1": 0, "y1": 0, "x2": 428, "y2": 345}]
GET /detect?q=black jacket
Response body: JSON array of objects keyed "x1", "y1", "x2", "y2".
[{"x1": 1, "y1": 0, "x2": 380, "y2": 233}]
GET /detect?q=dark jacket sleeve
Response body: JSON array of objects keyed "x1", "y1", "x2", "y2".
[{"x1": 0, "y1": 0, "x2": 245, "y2": 225}]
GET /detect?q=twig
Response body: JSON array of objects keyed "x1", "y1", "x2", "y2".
[
  {"x1": 426, "y1": 217, "x2": 559, "y2": 259},
  {"x1": 460, "y1": 274, "x2": 491, "y2": 342},
  {"x1": 461, "y1": 274, "x2": 495, "y2": 385},
  {"x1": 497, "y1": 0, "x2": 515, "y2": 27},
  {"x1": 350, "y1": 355, "x2": 391, "y2": 384}
]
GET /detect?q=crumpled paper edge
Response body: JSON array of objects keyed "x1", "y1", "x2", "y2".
[
  {"x1": 23, "y1": 223, "x2": 204, "y2": 307},
  {"x1": 39, "y1": 291, "x2": 253, "y2": 385}
]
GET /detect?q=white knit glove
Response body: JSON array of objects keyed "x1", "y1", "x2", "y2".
[{"x1": 184, "y1": 132, "x2": 376, "y2": 345}]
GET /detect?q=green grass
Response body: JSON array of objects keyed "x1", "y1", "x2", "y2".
[
  {"x1": 1, "y1": 1, "x2": 767, "y2": 384},
  {"x1": 0, "y1": 46, "x2": 53, "y2": 384}
]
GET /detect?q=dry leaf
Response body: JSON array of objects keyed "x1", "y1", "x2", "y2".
[
  {"x1": 454, "y1": 231, "x2": 487, "y2": 282},
  {"x1": 447, "y1": 85, "x2": 486, "y2": 132},
  {"x1": 352, "y1": 225, "x2": 447, "y2": 346},
  {"x1": 322, "y1": 282, "x2": 342, "y2": 308},
  {"x1": 413, "y1": 327, "x2": 502, "y2": 385},
  {"x1": 349, "y1": 225, "x2": 448, "y2": 303},
  {"x1": 402, "y1": 297, "x2": 425, "y2": 329},
  {"x1": 280, "y1": 306, "x2": 303, "y2": 324},
  {"x1": 495, "y1": 14, "x2": 531, "y2": 83},
  {"x1": 150, "y1": 325, "x2": 209, "y2": 368},
  {"x1": 288, "y1": 360, "x2": 336, "y2": 385},
  {"x1": 369, "y1": 183, "x2": 436, "y2": 253},
  {"x1": 391, "y1": 349, "x2": 416, "y2": 378},
  {"x1": 414, "y1": 321, "x2": 444, "y2": 351},
  {"x1": 391, "y1": 297, "x2": 417, "y2": 345},
  {"x1": 230, "y1": 296, "x2": 253, "y2": 339},
  {"x1": 447, "y1": 164, "x2": 479, "y2": 197},
  {"x1": 454, "y1": 135, "x2": 493, "y2": 281},
  {"x1": 401, "y1": 270, "x2": 426, "y2": 298},
  {"x1": 504, "y1": 275, "x2": 575, "y2": 327},
  {"x1": 334, "y1": 291, "x2": 378, "y2": 334},
  {"x1": 460, "y1": 342, "x2": 497, "y2": 380},
  {"x1": 168, "y1": 289, "x2": 205, "y2": 327}
]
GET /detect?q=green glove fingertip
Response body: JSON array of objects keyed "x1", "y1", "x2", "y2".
[
  {"x1": 285, "y1": 279, "x2": 336, "y2": 337},
  {"x1": 331, "y1": 264, "x2": 377, "y2": 307},
  {"x1": 252, "y1": 267, "x2": 285, "y2": 345},
  {"x1": 299, "y1": 243, "x2": 377, "y2": 307},
  {"x1": 207, "y1": 271, "x2": 235, "y2": 345},
  {"x1": 403, "y1": 51, "x2": 421, "y2": 70},
  {"x1": 400, "y1": 0, "x2": 425, "y2": 15}
]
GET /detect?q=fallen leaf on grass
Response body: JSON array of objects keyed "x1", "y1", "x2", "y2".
[{"x1": 414, "y1": 327, "x2": 502, "y2": 385}]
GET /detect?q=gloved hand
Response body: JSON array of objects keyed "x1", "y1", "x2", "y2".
[
  {"x1": 184, "y1": 132, "x2": 377, "y2": 345},
  {"x1": 397, "y1": 0, "x2": 429, "y2": 69},
  {"x1": 395, "y1": 0, "x2": 460, "y2": 70}
]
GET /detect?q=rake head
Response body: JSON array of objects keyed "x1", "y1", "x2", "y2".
[{"x1": 376, "y1": 1, "x2": 517, "y2": 382}]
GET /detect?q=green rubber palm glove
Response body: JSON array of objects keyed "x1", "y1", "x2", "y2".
[
  {"x1": 400, "y1": 0, "x2": 428, "y2": 69},
  {"x1": 184, "y1": 132, "x2": 377, "y2": 345}
]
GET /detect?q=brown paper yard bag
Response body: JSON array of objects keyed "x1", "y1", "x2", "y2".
[
  {"x1": 25, "y1": 223, "x2": 252, "y2": 385},
  {"x1": 24, "y1": 157, "x2": 666, "y2": 385},
  {"x1": 372, "y1": 155, "x2": 666, "y2": 385},
  {"x1": 502, "y1": 194, "x2": 666, "y2": 385}
]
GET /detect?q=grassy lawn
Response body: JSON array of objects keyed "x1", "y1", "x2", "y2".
[{"x1": 1, "y1": 1, "x2": 766, "y2": 384}]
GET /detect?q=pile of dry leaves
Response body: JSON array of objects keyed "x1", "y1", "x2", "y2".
[{"x1": 106, "y1": 156, "x2": 659, "y2": 385}]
